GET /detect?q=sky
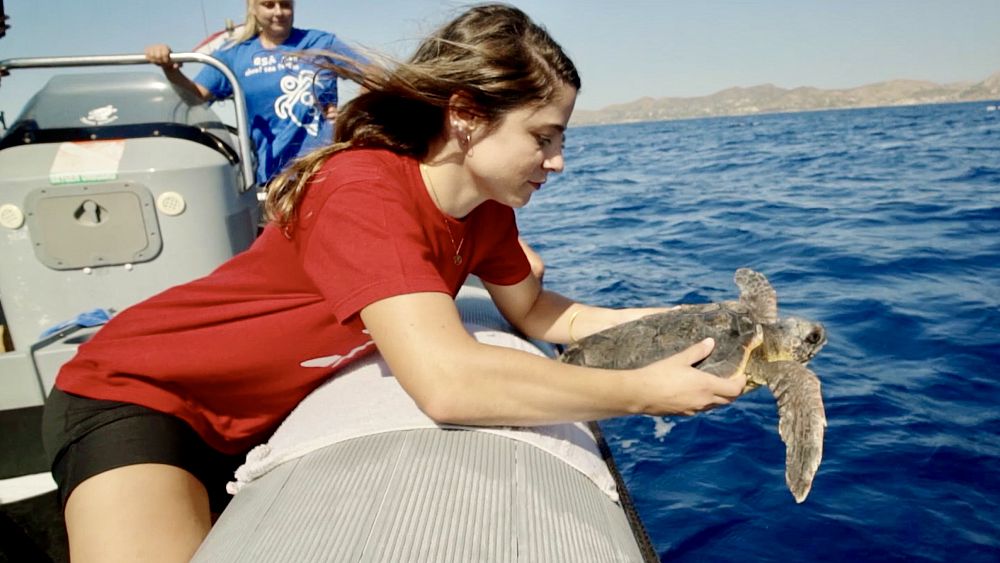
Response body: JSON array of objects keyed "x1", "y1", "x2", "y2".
[{"x1": 1, "y1": 0, "x2": 999, "y2": 123}]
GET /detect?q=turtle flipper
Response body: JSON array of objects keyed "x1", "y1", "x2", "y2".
[
  {"x1": 735, "y1": 268, "x2": 778, "y2": 323},
  {"x1": 764, "y1": 361, "x2": 826, "y2": 503}
]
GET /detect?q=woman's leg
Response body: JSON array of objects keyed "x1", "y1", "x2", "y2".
[
  {"x1": 43, "y1": 389, "x2": 248, "y2": 561},
  {"x1": 64, "y1": 463, "x2": 211, "y2": 563}
]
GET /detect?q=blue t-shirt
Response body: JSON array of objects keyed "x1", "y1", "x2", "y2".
[{"x1": 195, "y1": 28, "x2": 363, "y2": 185}]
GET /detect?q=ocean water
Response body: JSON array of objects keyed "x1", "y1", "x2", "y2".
[{"x1": 518, "y1": 101, "x2": 1000, "y2": 562}]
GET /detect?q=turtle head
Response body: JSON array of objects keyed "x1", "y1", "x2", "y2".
[{"x1": 767, "y1": 316, "x2": 827, "y2": 363}]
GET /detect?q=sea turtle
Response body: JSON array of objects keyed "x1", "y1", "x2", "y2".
[{"x1": 559, "y1": 268, "x2": 827, "y2": 503}]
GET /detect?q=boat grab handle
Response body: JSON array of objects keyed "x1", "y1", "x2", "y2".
[{"x1": 0, "y1": 53, "x2": 256, "y2": 192}]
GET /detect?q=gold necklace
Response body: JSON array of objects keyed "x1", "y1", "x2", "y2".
[{"x1": 420, "y1": 163, "x2": 465, "y2": 265}]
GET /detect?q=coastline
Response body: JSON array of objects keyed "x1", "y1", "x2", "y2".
[{"x1": 571, "y1": 71, "x2": 1000, "y2": 126}]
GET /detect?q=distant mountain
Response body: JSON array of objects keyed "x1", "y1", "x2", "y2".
[{"x1": 570, "y1": 71, "x2": 1000, "y2": 126}]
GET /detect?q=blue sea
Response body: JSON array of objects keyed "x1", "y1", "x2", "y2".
[{"x1": 517, "y1": 101, "x2": 1000, "y2": 562}]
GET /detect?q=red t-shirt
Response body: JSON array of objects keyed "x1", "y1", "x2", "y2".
[{"x1": 55, "y1": 149, "x2": 531, "y2": 453}]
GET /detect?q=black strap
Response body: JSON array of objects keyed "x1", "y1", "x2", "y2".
[
  {"x1": 589, "y1": 420, "x2": 662, "y2": 562},
  {"x1": 0, "y1": 122, "x2": 239, "y2": 164}
]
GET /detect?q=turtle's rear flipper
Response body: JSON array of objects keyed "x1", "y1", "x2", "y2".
[{"x1": 765, "y1": 361, "x2": 826, "y2": 503}]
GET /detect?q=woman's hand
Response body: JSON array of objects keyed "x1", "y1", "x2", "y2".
[
  {"x1": 144, "y1": 44, "x2": 179, "y2": 70},
  {"x1": 143, "y1": 45, "x2": 212, "y2": 103},
  {"x1": 632, "y1": 338, "x2": 748, "y2": 416}
]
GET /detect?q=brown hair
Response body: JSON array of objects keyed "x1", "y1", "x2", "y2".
[{"x1": 264, "y1": 3, "x2": 581, "y2": 231}]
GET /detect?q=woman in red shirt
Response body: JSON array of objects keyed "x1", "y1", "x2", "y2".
[{"x1": 44, "y1": 4, "x2": 746, "y2": 561}]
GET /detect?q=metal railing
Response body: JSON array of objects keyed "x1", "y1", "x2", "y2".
[{"x1": 0, "y1": 52, "x2": 256, "y2": 191}]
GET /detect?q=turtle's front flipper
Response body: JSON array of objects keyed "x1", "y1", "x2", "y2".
[
  {"x1": 764, "y1": 361, "x2": 826, "y2": 503},
  {"x1": 734, "y1": 268, "x2": 778, "y2": 323}
]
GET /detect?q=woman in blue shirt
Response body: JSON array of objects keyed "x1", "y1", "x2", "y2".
[{"x1": 146, "y1": 0, "x2": 366, "y2": 186}]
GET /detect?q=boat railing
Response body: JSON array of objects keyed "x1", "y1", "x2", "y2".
[{"x1": 0, "y1": 53, "x2": 256, "y2": 192}]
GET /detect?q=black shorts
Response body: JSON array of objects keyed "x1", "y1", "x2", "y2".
[{"x1": 41, "y1": 388, "x2": 247, "y2": 514}]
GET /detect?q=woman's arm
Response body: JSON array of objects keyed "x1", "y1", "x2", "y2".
[
  {"x1": 484, "y1": 274, "x2": 668, "y2": 345},
  {"x1": 359, "y1": 291, "x2": 745, "y2": 427}
]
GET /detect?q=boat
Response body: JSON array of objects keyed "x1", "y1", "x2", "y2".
[
  {"x1": 0, "y1": 52, "x2": 257, "y2": 562},
  {"x1": 0, "y1": 52, "x2": 659, "y2": 562}
]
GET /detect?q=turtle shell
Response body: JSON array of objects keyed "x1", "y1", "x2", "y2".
[{"x1": 559, "y1": 302, "x2": 762, "y2": 379}]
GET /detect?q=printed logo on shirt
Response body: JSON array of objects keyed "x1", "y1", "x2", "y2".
[
  {"x1": 274, "y1": 69, "x2": 326, "y2": 136},
  {"x1": 245, "y1": 53, "x2": 301, "y2": 76},
  {"x1": 300, "y1": 339, "x2": 375, "y2": 369}
]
